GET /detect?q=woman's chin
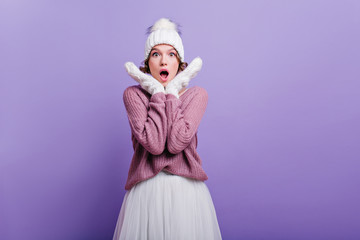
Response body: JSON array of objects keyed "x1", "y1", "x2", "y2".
[
  {"x1": 156, "y1": 78, "x2": 174, "y2": 88},
  {"x1": 159, "y1": 80, "x2": 170, "y2": 88}
]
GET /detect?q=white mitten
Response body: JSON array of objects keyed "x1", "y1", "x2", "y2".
[
  {"x1": 124, "y1": 62, "x2": 165, "y2": 95},
  {"x1": 165, "y1": 57, "x2": 203, "y2": 98}
]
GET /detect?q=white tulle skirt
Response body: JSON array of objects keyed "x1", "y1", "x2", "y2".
[{"x1": 112, "y1": 170, "x2": 222, "y2": 240}]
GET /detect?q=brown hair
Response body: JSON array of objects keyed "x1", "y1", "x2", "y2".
[{"x1": 139, "y1": 53, "x2": 188, "y2": 74}]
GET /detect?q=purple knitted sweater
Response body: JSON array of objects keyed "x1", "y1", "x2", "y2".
[{"x1": 123, "y1": 84, "x2": 209, "y2": 190}]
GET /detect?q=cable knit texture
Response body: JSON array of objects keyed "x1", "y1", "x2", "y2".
[{"x1": 123, "y1": 84, "x2": 208, "y2": 190}]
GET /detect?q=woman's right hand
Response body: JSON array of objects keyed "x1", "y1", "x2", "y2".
[{"x1": 125, "y1": 62, "x2": 165, "y2": 95}]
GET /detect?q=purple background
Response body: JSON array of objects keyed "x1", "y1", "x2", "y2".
[{"x1": 1, "y1": 0, "x2": 359, "y2": 239}]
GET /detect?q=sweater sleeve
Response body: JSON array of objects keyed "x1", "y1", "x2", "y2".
[
  {"x1": 165, "y1": 87, "x2": 208, "y2": 154},
  {"x1": 123, "y1": 86, "x2": 167, "y2": 155}
]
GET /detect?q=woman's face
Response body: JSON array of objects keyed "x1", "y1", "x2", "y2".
[{"x1": 148, "y1": 44, "x2": 180, "y2": 87}]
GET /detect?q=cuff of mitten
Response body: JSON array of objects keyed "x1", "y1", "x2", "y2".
[
  {"x1": 165, "y1": 89, "x2": 179, "y2": 99},
  {"x1": 152, "y1": 87, "x2": 166, "y2": 96}
]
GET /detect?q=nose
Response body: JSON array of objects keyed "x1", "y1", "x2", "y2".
[{"x1": 160, "y1": 56, "x2": 167, "y2": 66}]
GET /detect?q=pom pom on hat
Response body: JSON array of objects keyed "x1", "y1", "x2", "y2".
[
  {"x1": 147, "y1": 18, "x2": 181, "y2": 34},
  {"x1": 145, "y1": 18, "x2": 184, "y2": 62}
]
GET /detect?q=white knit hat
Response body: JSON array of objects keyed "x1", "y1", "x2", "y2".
[{"x1": 145, "y1": 18, "x2": 184, "y2": 62}]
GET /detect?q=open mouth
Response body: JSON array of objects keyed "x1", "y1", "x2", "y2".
[{"x1": 159, "y1": 70, "x2": 169, "y2": 82}]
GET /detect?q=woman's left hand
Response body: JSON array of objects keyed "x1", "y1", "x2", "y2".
[{"x1": 165, "y1": 57, "x2": 203, "y2": 98}]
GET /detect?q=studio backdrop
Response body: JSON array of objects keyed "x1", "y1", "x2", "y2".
[{"x1": 1, "y1": 0, "x2": 359, "y2": 239}]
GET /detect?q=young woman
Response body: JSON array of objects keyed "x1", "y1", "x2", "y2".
[{"x1": 113, "y1": 18, "x2": 222, "y2": 240}]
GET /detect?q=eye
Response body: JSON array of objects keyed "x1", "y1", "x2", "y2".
[
  {"x1": 169, "y1": 52, "x2": 176, "y2": 57},
  {"x1": 152, "y1": 52, "x2": 159, "y2": 57}
]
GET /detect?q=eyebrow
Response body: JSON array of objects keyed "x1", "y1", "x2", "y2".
[{"x1": 151, "y1": 47, "x2": 176, "y2": 53}]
